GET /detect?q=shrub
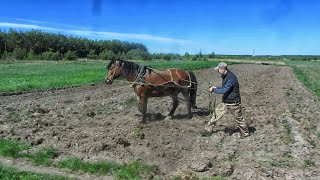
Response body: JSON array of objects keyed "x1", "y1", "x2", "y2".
[
  {"x1": 99, "y1": 50, "x2": 116, "y2": 60},
  {"x1": 191, "y1": 56, "x2": 197, "y2": 61},
  {"x1": 87, "y1": 50, "x2": 98, "y2": 60},
  {"x1": 5, "y1": 52, "x2": 15, "y2": 60},
  {"x1": 184, "y1": 52, "x2": 190, "y2": 59},
  {"x1": 126, "y1": 49, "x2": 150, "y2": 60},
  {"x1": 64, "y1": 50, "x2": 78, "y2": 60},
  {"x1": 41, "y1": 51, "x2": 61, "y2": 60},
  {"x1": 13, "y1": 48, "x2": 27, "y2": 60},
  {"x1": 27, "y1": 49, "x2": 38, "y2": 60}
]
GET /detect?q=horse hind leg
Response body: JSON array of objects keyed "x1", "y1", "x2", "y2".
[{"x1": 167, "y1": 96, "x2": 179, "y2": 119}]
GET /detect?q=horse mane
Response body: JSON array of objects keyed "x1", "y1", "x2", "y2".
[
  {"x1": 122, "y1": 60, "x2": 140, "y2": 77},
  {"x1": 107, "y1": 59, "x2": 140, "y2": 77}
]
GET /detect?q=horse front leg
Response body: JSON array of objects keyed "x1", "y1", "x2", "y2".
[
  {"x1": 187, "y1": 101, "x2": 192, "y2": 119},
  {"x1": 167, "y1": 96, "x2": 179, "y2": 119},
  {"x1": 182, "y1": 90, "x2": 192, "y2": 119},
  {"x1": 138, "y1": 95, "x2": 148, "y2": 123}
]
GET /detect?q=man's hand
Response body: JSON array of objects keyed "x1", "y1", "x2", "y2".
[{"x1": 208, "y1": 86, "x2": 216, "y2": 92}]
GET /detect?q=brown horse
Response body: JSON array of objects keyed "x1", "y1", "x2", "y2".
[{"x1": 105, "y1": 59, "x2": 197, "y2": 123}]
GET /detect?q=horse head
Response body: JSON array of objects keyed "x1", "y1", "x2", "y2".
[{"x1": 105, "y1": 59, "x2": 123, "y2": 84}]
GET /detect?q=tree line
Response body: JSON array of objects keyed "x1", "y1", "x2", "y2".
[
  {"x1": 213, "y1": 55, "x2": 320, "y2": 61},
  {"x1": 0, "y1": 29, "x2": 154, "y2": 60},
  {"x1": 1, "y1": 29, "x2": 318, "y2": 61}
]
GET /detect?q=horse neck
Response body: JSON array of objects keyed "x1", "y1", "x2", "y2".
[
  {"x1": 122, "y1": 63, "x2": 139, "y2": 82},
  {"x1": 125, "y1": 70, "x2": 138, "y2": 82}
]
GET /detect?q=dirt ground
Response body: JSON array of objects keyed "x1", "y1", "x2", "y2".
[{"x1": 1, "y1": 64, "x2": 320, "y2": 179}]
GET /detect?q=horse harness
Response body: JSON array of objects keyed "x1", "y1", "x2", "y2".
[
  {"x1": 130, "y1": 66, "x2": 193, "y2": 103},
  {"x1": 136, "y1": 66, "x2": 148, "y2": 83},
  {"x1": 131, "y1": 66, "x2": 194, "y2": 89}
]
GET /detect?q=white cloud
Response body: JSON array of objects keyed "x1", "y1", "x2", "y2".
[
  {"x1": 0, "y1": 22, "x2": 57, "y2": 31},
  {"x1": 68, "y1": 30, "x2": 191, "y2": 44},
  {"x1": 0, "y1": 22, "x2": 52, "y2": 30},
  {"x1": 0, "y1": 21, "x2": 192, "y2": 45},
  {"x1": 15, "y1": 18, "x2": 90, "y2": 30}
]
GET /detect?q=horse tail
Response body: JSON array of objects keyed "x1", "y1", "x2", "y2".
[{"x1": 188, "y1": 71, "x2": 197, "y2": 108}]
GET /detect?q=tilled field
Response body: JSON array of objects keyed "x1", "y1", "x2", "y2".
[{"x1": 1, "y1": 64, "x2": 320, "y2": 179}]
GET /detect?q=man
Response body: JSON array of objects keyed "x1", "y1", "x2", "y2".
[{"x1": 202, "y1": 62, "x2": 250, "y2": 138}]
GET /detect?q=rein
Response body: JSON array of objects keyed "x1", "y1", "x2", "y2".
[
  {"x1": 124, "y1": 65, "x2": 195, "y2": 89},
  {"x1": 113, "y1": 79, "x2": 191, "y2": 103},
  {"x1": 131, "y1": 67, "x2": 196, "y2": 89},
  {"x1": 130, "y1": 80, "x2": 196, "y2": 89}
]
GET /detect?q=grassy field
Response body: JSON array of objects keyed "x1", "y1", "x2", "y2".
[
  {"x1": 0, "y1": 60, "x2": 218, "y2": 93},
  {"x1": 139, "y1": 59, "x2": 218, "y2": 70},
  {"x1": 1, "y1": 59, "x2": 319, "y2": 97},
  {"x1": 285, "y1": 61, "x2": 320, "y2": 97},
  {"x1": 0, "y1": 164, "x2": 70, "y2": 180},
  {"x1": 0, "y1": 61, "x2": 106, "y2": 93}
]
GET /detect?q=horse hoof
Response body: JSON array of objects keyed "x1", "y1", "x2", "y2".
[{"x1": 164, "y1": 116, "x2": 172, "y2": 120}]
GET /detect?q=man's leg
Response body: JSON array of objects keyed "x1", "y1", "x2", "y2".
[
  {"x1": 205, "y1": 103, "x2": 227, "y2": 133},
  {"x1": 228, "y1": 103, "x2": 250, "y2": 137}
]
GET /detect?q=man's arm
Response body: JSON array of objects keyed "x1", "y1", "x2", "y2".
[{"x1": 212, "y1": 78, "x2": 235, "y2": 94}]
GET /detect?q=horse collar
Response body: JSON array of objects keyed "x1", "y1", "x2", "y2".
[{"x1": 136, "y1": 66, "x2": 147, "y2": 82}]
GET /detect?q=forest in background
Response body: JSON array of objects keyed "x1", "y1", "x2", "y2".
[{"x1": 1, "y1": 29, "x2": 319, "y2": 61}]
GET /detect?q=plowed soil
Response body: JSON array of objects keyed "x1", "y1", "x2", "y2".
[{"x1": 1, "y1": 64, "x2": 320, "y2": 179}]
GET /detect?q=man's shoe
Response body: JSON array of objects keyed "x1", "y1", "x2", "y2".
[{"x1": 205, "y1": 124, "x2": 214, "y2": 132}]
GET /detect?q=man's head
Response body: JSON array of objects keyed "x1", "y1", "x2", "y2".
[{"x1": 214, "y1": 62, "x2": 228, "y2": 75}]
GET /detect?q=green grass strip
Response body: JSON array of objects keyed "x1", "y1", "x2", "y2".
[
  {"x1": 285, "y1": 60, "x2": 320, "y2": 97},
  {"x1": 0, "y1": 139, "x2": 30, "y2": 159},
  {"x1": 0, "y1": 139, "x2": 156, "y2": 179},
  {"x1": 0, "y1": 164, "x2": 70, "y2": 180},
  {"x1": 57, "y1": 157, "x2": 156, "y2": 179},
  {"x1": 0, "y1": 139, "x2": 57, "y2": 166},
  {"x1": 24, "y1": 147, "x2": 58, "y2": 167},
  {"x1": 115, "y1": 160, "x2": 155, "y2": 180},
  {"x1": 57, "y1": 157, "x2": 121, "y2": 175},
  {"x1": 291, "y1": 65, "x2": 320, "y2": 97}
]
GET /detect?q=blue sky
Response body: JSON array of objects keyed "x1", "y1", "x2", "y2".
[{"x1": 0, "y1": 0, "x2": 319, "y2": 55}]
